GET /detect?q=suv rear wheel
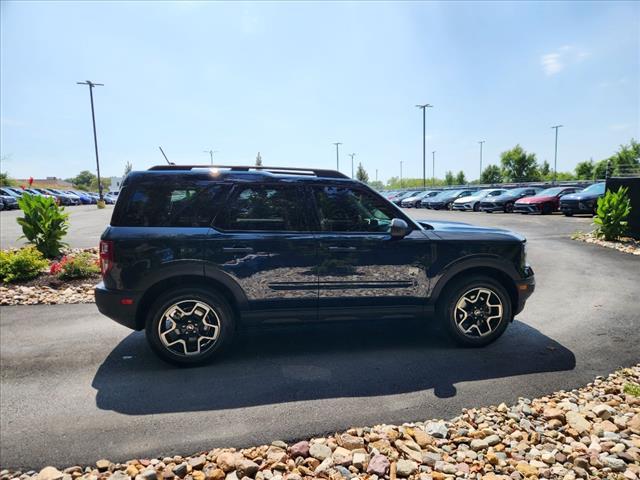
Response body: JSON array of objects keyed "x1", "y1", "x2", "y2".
[
  {"x1": 437, "y1": 275, "x2": 512, "y2": 347},
  {"x1": 146, "y1": 287, "x2": 235, "y2": 366}
]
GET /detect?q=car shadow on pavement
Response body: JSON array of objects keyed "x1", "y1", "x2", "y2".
[{"x1": 92, "y1": 320, "x2": 575, "y2": 415}]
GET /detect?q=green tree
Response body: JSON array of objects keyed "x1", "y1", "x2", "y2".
[
  {"x1": 355, "y1": 163, "x2": 369, "y2": 183},
  {"x1": 455, "y1": 170, "x2": 467, "y2": 185},
  {"x1": 594, "y1": 160, "x2": 609, "y2": 180},
  {"x1": 123, "y1": 161, "x2": 133, "y2": 177},
  {"x1": 480, "y1": 165, "x2": 502, "y2": 184},
  {"x1": 444, "y1": 171, "x2": 455, "y2": 186},
  {"x1": 0, "y1": 172, "x2": 16, "y2": 187},
  {"x1": 69, "y1": 170, "x2": 96, "y2": 189},
  {"x1": 255, "y1": 152, "x2": 262, "y2": 166},
  {"x1": 368, "y1": 180, "x2": 384, "y2": 190},
  {"x1": 539, "y1": 160, "x2": 551, "y2": 178},
  {"x1": 609, "y1": 139, "x2": 640, "y2": 176},
  {"x1": 500, "y1": 145, "x2": 540, "y2": 182},
  {"x1": 575, "y1": 160, "x2": 595, "y2": 180}
]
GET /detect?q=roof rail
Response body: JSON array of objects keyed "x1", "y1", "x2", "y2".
[{"x1": 147, "y1": 165, "x2": 349, "y2": 179}]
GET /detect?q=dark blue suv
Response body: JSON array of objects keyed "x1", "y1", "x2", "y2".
[{"x1": 95, "y1": 165, "x2": 535, "y2": 365}]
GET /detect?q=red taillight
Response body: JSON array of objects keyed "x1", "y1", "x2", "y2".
[{"x1": 100, "y1": 240, "x2": 114, "y2": 277}]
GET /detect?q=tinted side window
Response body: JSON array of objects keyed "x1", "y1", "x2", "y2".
[
  {"x1": 114, "y1": 183, "x2": 227, "y2": 227},
  {"x1": 215, "y1": 185, "x2": 306, "y2": 231},
  {"x1": 313, "y1": 185, "x2": 397, "y2": 233}
]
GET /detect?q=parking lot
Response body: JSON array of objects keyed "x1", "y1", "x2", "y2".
[{"x1": 2, "y1": 205, "x2": 639, "y2": 468}]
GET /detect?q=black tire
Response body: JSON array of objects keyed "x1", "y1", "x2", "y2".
[
  {"x1": 436, "y1": 274, "x2": 512, "y2": 347},
  {"x1": 505, "y1": 202, "x2": 514, "y2": 213},
  {"x1": 446, "y1": 202, "x2": 453, "y2": 210},
  {"x1": 146, "y1": 287, "x2": 235, "y2": 366},
  {"x1": 541, "y1": 203, "x2": 553, "y2": 215},
  {"x1": 563, "y1": 212, "x2": 573, "y2": 217},
  {"x1": 473, "y1": 203, "x2": 480, "y2": 212}
]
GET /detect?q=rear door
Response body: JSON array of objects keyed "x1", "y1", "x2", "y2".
[
  {"x1": 205, "y1": 183, "x2": 318, "y2": 324},
  {"x1": 310, "y1": 184, "x2": 432, "y2": 321}
]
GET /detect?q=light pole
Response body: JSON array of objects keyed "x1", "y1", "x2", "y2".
[
  {"x1": 551, "y1": 125, "x2": 563, "y2": 184},
  {"x1": 347, "y1": 153, "x2": 356, "y2": 178},
  {"x1": 203, "y1": 149, "x2": 218, "y2": 165},
  {"x1": 432, "y1": 151, "x2": 436, "y2": 186},
  {"x1": 400, "y1": 160, "x2": 403, "y2": 188},
  {"x1": 478, "y1": 140, "x2": 485, "y2": 182},
  {"x1": 416, "y1": 104, "x2": 433, "y2": 188},
  {"x1": 77, "y1": 80, "x2": 104, "y2": 201},
  {"x1": 333, "y1": 142, "x2": 342, "y2": 171},
  {"x1": 375, "y1": 169, "x2": 378, "y2": 182}
]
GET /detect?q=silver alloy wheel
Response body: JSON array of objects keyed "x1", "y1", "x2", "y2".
[
  {"x1": 158, "y1": 300, "x2": 221, "y2": 356},
  {"x1": 454, "y1": 287, "x2": 504, "y2": 337}
]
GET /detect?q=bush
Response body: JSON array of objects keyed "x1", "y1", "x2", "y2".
[
  {"x1": 0, "y1": 247, "x2": 48, "y2": 283},
  {"x1": 51, "y1": 252, "x2": 100, "y2": 280},
  {"x1": 594, "y1": 187, "x2": 632, "y2": 241},
  {"x1": 17, "y1": 193, "x2": 69, "y2": 258}
]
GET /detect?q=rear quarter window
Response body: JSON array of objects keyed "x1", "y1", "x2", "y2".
[{"x1": 112, "y1": 181, "x2": 228, "y2": 227}]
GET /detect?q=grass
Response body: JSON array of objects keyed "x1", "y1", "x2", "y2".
[{"x1": 623, "y1": 382, "x2": 640, "y2": 397}]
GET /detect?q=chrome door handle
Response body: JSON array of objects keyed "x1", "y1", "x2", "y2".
[
  {"x1": 222, "y1": 246, "x2": 254, "y2": 253},
  {"x1": 328, "y1": 246, "x2": 357, "y2": 252}
]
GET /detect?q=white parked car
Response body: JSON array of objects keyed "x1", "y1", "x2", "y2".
[{"x1": 452, "y1": 188, "x2": 509, "y2": 211}]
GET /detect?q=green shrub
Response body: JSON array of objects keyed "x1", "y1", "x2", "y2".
[
  {"x1": 53, "y1": 252, "x2": 100, "y2": 280},
  {"x1": 17, "y1": 193, "x2": 69, "y2": 258},
  {"x1": 594, "y1": 187, "x2": 632, "y2": 241},
  {"x1": 624, "y1": 382, "x2": 640, "y2": 397},
  {"x1": 0, "y1": 247, "x2": 48, "y2": 283}
]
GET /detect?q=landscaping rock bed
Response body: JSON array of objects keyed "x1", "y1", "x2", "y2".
[
  {"x1": 3, "y1": 365, "x2": 639, "y2": 480},
  {"x1": 573, "y1": 232, "x2": 640, "y2": 256},
  {"x1": 0, "y1": 248, "x2": 99, "y2": 305}
]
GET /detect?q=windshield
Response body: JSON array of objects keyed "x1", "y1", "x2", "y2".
[
  {"x1": 537, "y1": 187, "x2": 566, "y2": 196},
  {"x1": 581, "y1": 183, "x2": 605, "y2": 194},
  {"x1": 442, "y1": 190, "x2": 462, "y2": 197},
  {"x1": 504, "y1": 188, "x2": 529, "y2": 196}
]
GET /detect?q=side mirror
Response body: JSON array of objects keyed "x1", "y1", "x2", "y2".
[{"x1": 390, "y1": 218, "x2": 409, "y2": 239}]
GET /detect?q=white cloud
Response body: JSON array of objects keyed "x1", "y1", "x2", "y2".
[{"x1": 541, "y1": 45, "x2": 589, "y2": 76}]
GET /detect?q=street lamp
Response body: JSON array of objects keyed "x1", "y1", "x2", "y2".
[
  {"x1": 551, "y1": 125, "x2": 563, "y2": 184},
  {"x1": 77, "y1": 80, "x2": 104, "y2": 201},
  {"x1": 432, "y1": 151, "x2": 436, "y2": 186},
  {"x1": 333, "y1": 142, "x2": 342, "y2": 171},
  {"x1": 203, "y1": 149, "x2": 219, "y2": 165},
  {"x1": 347, "y1": 153, "x2": 356, "y2": 178},
  {"x1": 400, "y1": 160, "x2": 403, "y2": 188},
  {"x1": 416, "y1": 104, "x2": 433, "y2": 188},
  {"x1": 478, "y1": 140, "x2": 485, "y2": 182}
]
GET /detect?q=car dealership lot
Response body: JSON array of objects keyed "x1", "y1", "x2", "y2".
[{"x1": 1, "y1": 209, "x2": 638, "y2": 468}]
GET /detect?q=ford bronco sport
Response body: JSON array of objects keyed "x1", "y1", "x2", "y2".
[{"x1": 96, "y1": 165, "x2": 535, "y2": 365}]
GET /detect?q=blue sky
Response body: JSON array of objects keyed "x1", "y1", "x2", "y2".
[{"x1": 1, "y1": 1, "x2": 638, "y2": 183}]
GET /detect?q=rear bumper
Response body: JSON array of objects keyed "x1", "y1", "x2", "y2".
[{"x1": 95, "y1": 282, "x2": 142, "y2": 330}]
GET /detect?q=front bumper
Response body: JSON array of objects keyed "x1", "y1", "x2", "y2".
[
  {"x1": 480, "y1": 202, "x2": 503, "y2": 212},
  {"x1": 560, "y1": 200, "x2": 594, "y2": 214},
  {"x1": 452, "y1": 203, "x2": 473, "y2": 211},
  {"x1": 515, "y1": 268, "x2": 535, "y2": 316},
  {"x1": 513, "y1": 203, "x2": 540, "y2": 213},
  {"x1": 95, "y1": 282, "x2": 143, "y2": 330}
]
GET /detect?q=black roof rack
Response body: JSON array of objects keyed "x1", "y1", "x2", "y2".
[{"x1": 147, "y1": 165, "x2": 349, "y2": 179}]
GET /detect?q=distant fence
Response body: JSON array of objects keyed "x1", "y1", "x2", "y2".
[{"x1": 606, "y1": 177, "x2": 640, "y2": 240}]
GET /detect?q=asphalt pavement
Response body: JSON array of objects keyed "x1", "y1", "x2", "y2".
[{"x1": 1, "y1": 209, "x2": 639, "y2": 469}]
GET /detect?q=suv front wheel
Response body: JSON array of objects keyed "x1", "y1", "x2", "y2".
[
  {"x1": 146, "y1": 287, "x2": 235, "y2": 366},
  {"x1": 437, "y1": 275, "x2": 512, "y2": 347}
]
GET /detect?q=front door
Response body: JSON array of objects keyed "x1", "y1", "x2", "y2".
[
  {"x1": 310, "y1": 184, "x2": 432, "y2": 321},
  {"x1": 205, "y1": 183, "x2": 318, "y2": 324}
]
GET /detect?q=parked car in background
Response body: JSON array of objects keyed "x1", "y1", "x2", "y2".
[
  {"x1": 480, "y1": 187, "x2": 543, "y2": 213},
  {"x1": 0, "y1": 187, "x2": 23, "y2": 200},
  {"x1": 417, "y1": 191, "x2": 443, "y2": 208},
  {"x1": 401, "y1": 190, "x2": 439, "y2": 208},
  {"x1": 95, "y1": 165, "x2": 535, "y2": 365},
  {"x1": 0, "y1": 194, "x2": 19, "y2": 210},
  {"x1": 559, "y1": 183, "x2": 606, "y2": 216},
  {"x1": 452, "y1": 188, "x2": 509, "y2": 212},
  {"x1": 513, "y1": 186, "x2": 580, "y2": 215},
  {"x1": 105, "y1": 191, "x2": 119, "y2": 204},
  {"x1": 24, "y1": 188, "x2": 56, "y2": 200},
  {"x1": 390, "y1": 191, "x2": 420, "y2": 206},
  {"x1": 65, "y1": 190, "x2": 93, "y2": 205},
  {"x1": 31, "y1": 188, "x2": 78, "y2": 206},
  {"x1": 425, "y1": 189, "x2": 478, "y2": 210}
]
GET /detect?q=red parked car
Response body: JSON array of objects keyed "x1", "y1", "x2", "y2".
[{"x1": 513, "y1": 186, "x2": 580, "y2": 215}]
